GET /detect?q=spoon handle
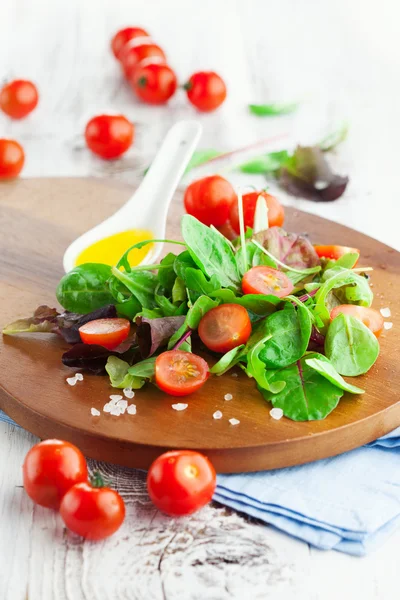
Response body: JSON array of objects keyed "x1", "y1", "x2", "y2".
[{"x1": 113, "y1": 120, "x2": 202, "y2": 231}]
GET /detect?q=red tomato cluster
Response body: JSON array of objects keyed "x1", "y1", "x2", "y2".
[
  {"x1": 0, "y1": 79, "x2": 39, "y2": 179},
  {"x1": 111, "y1": 26, "x2": 226, "y2": 110},
  {"x1": 23, "y1": 439, "x2": 125, "y2": 540}
]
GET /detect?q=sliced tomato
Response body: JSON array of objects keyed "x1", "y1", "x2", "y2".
[
  {"x1": 155, "y1": 350, "x2": 209, "y2": 396},
  {"x1": 79, "y1": 318, "x2": 130, "y2": 350},
  {"x1": 198, "y1": 304, "x2": 251, "y2": 353},
  {"x1": 314, "y1": 245, "x2": 359, "y2": 261},
  {"x1": 230, "y1": 191, "x2": 284, "y2": 234},
  {"x1": 330, "y1": 305, "x2": 384, "y2": 337},
  {"x1": 242, "y1": 266, "x2": 294, "y2": 298}
]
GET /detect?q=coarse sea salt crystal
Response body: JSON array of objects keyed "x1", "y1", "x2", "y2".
[
  {"x1": 384, "y1": 322, "x2": 393, "y2": 330},
  {"x1": 231, "y1": 372, "x2": 238, "y2": 378},
  {"x1": 109, "y1": 394, "x2": 123, "y2": 403},
  {"x1": 380, "y1": 307, "x2": 391, "y2": 318},
  {"x1": 172, "y1": 403, "x2": 188, "y2": 411},
  {"x1": 224, "y1": 393, "x2": 233, "y2": 401},
  {"x1": 110, "y1": 406, "x2": 122, "y2": 416},
  {"x1": 66, "y1": 376, "x2": 77, "y2": 386},
  {"x1": 123, "y1": 388, "x2": 135, "y2": 399},
  {"x1": 270, "y1": 408, "x2": 283, "y2": 420},
  {"x1": 229, "y1": 418, "x2": 240, "y2": 426},
  {"x1": 103, "y1": 403, "x2": 112, "y2": 413},
  {"x1": 117, "y1": 399, "x2": 128, "y2": 411},
  {"x1": 91, "y1": 408, "x2": 100, "y2": 417},
  {"x1": 127, "y1": 404, "x2": 137, "y2": 415},
  {"x1": 75, "y1": 373, "x2": 84, "y2": 381},
  {"x1": 213, "y1": 410, "x2": 223, "y2": 420}
]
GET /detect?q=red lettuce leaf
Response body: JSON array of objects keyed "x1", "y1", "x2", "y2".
[
  {"x1": 62, "y1": 341, "x2": 138, "y2": 374},
  {"x1": 254, "y1": 226, "x2": 320, "y2": 269},
  {"x1": 58, "y1": 305, "x2": 117, "y2": 344},
  {"x1": 279, "y1": 146, "x2": 349, "y2": 202},
  {"x1": 134, "y1": 315, "x2": 186, "y2": 358}
]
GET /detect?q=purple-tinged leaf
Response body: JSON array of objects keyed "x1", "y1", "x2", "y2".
[
  {"x1": 254, "y1": 226, "x2": 320, "y2": 269},
  {"x1": 134, "y1": 316, "x2": 186, "y2": 358}
]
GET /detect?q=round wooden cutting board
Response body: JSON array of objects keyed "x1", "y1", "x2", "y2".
[{"x1": 0, "y1": 178, "x2": 399, "y2": 473}]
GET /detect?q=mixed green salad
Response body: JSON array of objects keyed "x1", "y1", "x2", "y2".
[{"x1": 3, "y1": 213, "x2": 382, "y2": 422}]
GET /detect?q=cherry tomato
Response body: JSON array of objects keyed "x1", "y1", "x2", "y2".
[
  {"x1": 147, "y1": 450, "x2": 216, "y2": 516},
  {"x1": 60, "y1": 480, "x2": 125, "y2": 540},
  {"x1": 111, "y1": 27, "x2": 149, "y2": 59},
  {"x1": 242, "y1": 266, "x2": 294, "y2": 298},
  {"x1": 184, "y1": 175, "x2": 237, "y2": 227},
  {"x1": 0, "y1": 139, "x2": 25, "y2": 179},
  {"x1": 198, "y1": 304, "x2": 251, "y2": 353},
  {"x1": 121, "y1": 43, "x2": 166, "y2": 79},
  {"x1": 330, "y1": 305, "x2": 384, "y2": 338},
  {"x1": 23, "y1": 440, "x2": 88, "y2": 509},
  {"x1": 79, "y1": 318, "x2": 130, "y2": 350},
  {"x1": 155, "y1": 350, "x2": 209, "y2": 397},
  {"x1": 314, "y1": 245, "x2": 360, "y2": 261},
  {"x1": 85, "y1": 115, "x2": 134, "y2": 159},
  {"x1": 0, "y1": 80, "x2": 39, "y2": 119},
  {"x1": 230, "y1": 191, "x2": 284, "y2": 234},
  {"x1": 131, "y1": 63, "x2": 177, "y2": 104},
  {"x1": 184, "y1": 71, "x2": 226, "y2": 112}
]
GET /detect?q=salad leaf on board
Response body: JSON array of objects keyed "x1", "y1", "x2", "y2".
[
  {"x1": 3, "y1": 305, "x2": 61, "y2": 335},
  {"x1": 305, "y1": 355, "x2": 364, "y2": 394},
  {"x1": 248, "y1": 103, "x2": 298, "y2": 117},
  {"x1": 209, "y1": 288, "x2": 280, "y2": 320},
  {"x1": 167, "y1": 295, "x2": 219, "y2": 351},
  {"x1": 128, "y1": 357, "x2": 156, "y2": 379},
  {"x1": 325, "y1": 313, "x2": 379, "y2": 376},
  {"x1": 181, "y1": 215, "x2": 241, "y2": 290},
  {"x1": 105, "y1": 356, "x2": 145, "y2": 389},
  {"x1": 260, "y1": 353, "x2": 344, "y2": 421},
  {"x1": 61, "y1": 344, "x2": 125, "y2": 374},
  {"x1": 253, "y1": 227, "x2": 320, "y2": 270},
  {"x1": 279, "y1": 146, "x2": 349, "y2": 202},
  {"x1": 259, "y1": 303, "x2": 312, "y2": 368},
  {"x1": 246, "y1": 337, "x2": 286, "y2": 394},
  {"x1": 56, "y1": 264, "x2": 115, "y2": 314},
  {"x1": 111, "y1": 267, "x2": 158, "y2": 309},
  {"x1": 171, "y1": 277, "x2": 187, "y2": 304},
  {"x1": 210, "y1": 345, "x2": 245, "y2": 375},
  {"x1": 134, "y1": 315, "x2": 185, "y2": 358}
]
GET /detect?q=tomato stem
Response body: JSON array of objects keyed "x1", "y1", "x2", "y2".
[
  {"x1": 90, "y1": 471, "x2": 106, "y2": 488},
  {"x1": 172, "y1": 328, "x2": 192, "y2": 351},
  {"x1": 183, "y1": 81, "x2": 192, "y2": 91}
]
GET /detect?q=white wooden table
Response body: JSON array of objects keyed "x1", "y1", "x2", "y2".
[{"x1": 1, "y1": 1, "x2": 399, "y2": 598}]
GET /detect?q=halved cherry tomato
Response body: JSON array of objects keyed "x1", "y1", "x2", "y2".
[
  {"x1": 198, "y1": 304, "x2": 251, "y2": 353},
  {"x1": 147, "y1": 450, "x2": 216, "y2": 516},
  {"x1": 230, "y1": 191, "x2": 284, "y2": 234},
  {"x1": 330, "y1": 305, "x2": 384, "y2": 338},
  {"x1": 60, "y1": 479, "x2": 125, "y2": 540},
  {"x1": 0, "y1": 80, "x2": 39, "y2": 119},
  {"x1": 85, "y1": 115, "x2": 134, "y2": 159},
  {"x1": 23, "y1": 439, "x2": 88, "y2": 509},
  {"x1": 0, "y1": 139, "x2": 25, "y2": 178},
  {"x1": 242, "y1": 266, "x2": 294, "y2": 298},
  {"x1": 131, "y1": 63, "x2": 177, "y2": 104},
  {"x1": 111, "y1": 27, "x2": 149, "y2": 59},
  {"x1": 184, "y1": 71, "x2": 226, "y2": 112},
  {"x1": 184, "y1": 175, "x2": 237, "y2": 227},
  {"x1": 314, "y1": 245, "x2": 359, "y2": 261},
  {"x1": 121, "y1": 43, "x2": 166, "y2": 79},
  {"x1": 155, "y1": 350, "x2": 209, "y2": 397},
  {"x1": 79, "y1": 318, "x2": 130, "y2": 350}
]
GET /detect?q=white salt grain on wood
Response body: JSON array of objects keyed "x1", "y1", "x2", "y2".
[
  {"x1": 172, "y1": 403, "x2": 188, "y2": 411},
  {"x1": 91, "y1": 408, "x2": 100, "y2": 417},
  {"x1": 384, "y1": 322, "x2": 393, "y2": 330},
  {"x1": 109, "y1": 395, "x2": 123, "y2": 402},
  {"x1": 103, "y1": 403, "x2": 111, "y2": 413},
  {"x1": 117, "y1": 399, "x2": 128, "y2": 411},
  {"x1": 229, "y1": 418, "x2": 240, "y2": 426},
  {"x1": 380, "y1": 307, "x2": 391, "y2": 318},
  {"x1": 213, "y1": 410, "x2": 223, "y2": 420},
  {"x1": 127, "y1": 404, "x2": 137, "y2": 415},
  {"x1": 66, "y1": 376, "x2": 77, "y2": 386},
  {"x1": 123, "y1": 388, "x2": 135, "y2": 399},
  {"x1": 75, "y1": 373, "x2": 84, "y2": 381},
  {"x1": 270, "y1": 408, "x2": 283, "y2": 420},
  {"x1": 224, "y1": 393, "x2": 233, "y2": 401},
  {"x1": 110, "y1": 406, "x2": 122, "y2": 416}
]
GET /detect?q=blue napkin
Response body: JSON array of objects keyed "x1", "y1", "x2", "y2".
[{"x1": 2, "y1": 409, "x2": 399, "y2": 555}]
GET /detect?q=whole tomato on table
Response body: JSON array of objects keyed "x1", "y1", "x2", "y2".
[
  {"x1": 0, "y1": 139, "x2": 25, "y2": 179},
  {"x1": 85, "y1": 114, "x2": 134, "y2": 159},
  {"x1": 131, "y1": 63, "x2": 177, "y2": 104},
  {"x1": 184, "y1": 71, "x2": 227, "y2": 112},
  {"x1": 121, "y1": 42, "x2": 166, "y2": 79},
  {"x1": 0, "y1": 80, "x2": 39, "y2": 119},
  {"x1": 111, "y1": 26, "x2": 149, "y2": 59},
  {"x1": 147, "y1": 450, "x2": 216, "y2": 516}
]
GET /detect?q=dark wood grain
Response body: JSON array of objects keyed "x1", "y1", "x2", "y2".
[{"x1": 0, "y1": 178, "x2": 399, "y2": 473}]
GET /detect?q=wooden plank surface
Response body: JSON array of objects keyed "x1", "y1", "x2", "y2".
[{"x1": 0, "y1": 0, "x2": 400, "y2": 598}]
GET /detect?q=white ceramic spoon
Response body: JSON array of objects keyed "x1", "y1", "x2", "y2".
[{"x1": 63, "y1": 120, "x2": 202, "y2": 273}]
